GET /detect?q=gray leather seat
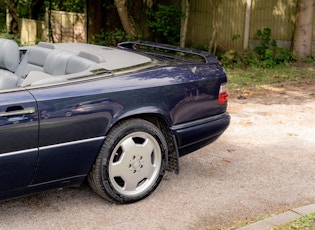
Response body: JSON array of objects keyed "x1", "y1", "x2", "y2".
[
  {"x1": 20, "y1": 48, "x2": 95, "y2": 87},
  {"x1": 0, "y1": 39, "x2": 96, "y2": 89},
  {"x1": 0, "y1": 39, "x2": 19, "y2": 89},
  {"x1": 42, "y1": 49, "x2": 95, "y2": 76},
  {"x1": 44, "y1": 49, "x2": 74, "y2": 76},
  {"x1": 65, "y1": 55, "x2": 94, "y2": 74},
  {"x1": 15, "y1": 44, "x2": 54, "y2": 85}
]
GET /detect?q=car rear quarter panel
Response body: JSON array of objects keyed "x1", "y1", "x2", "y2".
[
  {"x1": 28, "y1": 62, "x2": 227, "y2": 181},
  {"x1": 31, "y1": 63, "x2": 227, "y2": 134}
]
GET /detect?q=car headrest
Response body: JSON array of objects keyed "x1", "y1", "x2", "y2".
[{"x1": 0, "y1": 38, "x2": 19, "y2": 72}]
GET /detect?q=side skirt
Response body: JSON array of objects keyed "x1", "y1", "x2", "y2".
[{"x1": 0, "y1": 175, "x2": 85, "y2": 202}]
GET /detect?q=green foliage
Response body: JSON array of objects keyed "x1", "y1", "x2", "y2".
[
  {"x1": 0, "y1": 2, "x2": 5, "y2": 32},
  {"x1": 221, "y1": 28, "x2": 295, "y2": 68},
  {"x1": 147, "y1": 4, "x2": 183, "y2": 45},
  {"x1": 43, "y1": 0, "x2": 86, "y2": 13},
  {"x1": 271, "y1": 212, "x2": 315, "y2": 230},
  {"x1": 304, "y1": 54, "x2": 315, "y2": 63},
  {"x1": 53, "y1": 0, "x2": 85, "y2": 13},
  {"x1": 0, "y1": 33, "x2": 21, "y2": 45},
  {"x1": 255, "y1": 28, "x2": 277, "y2": 55},
  {"x1": 18, "y1": 0, "x2": 85, "y2": 19},
  {"x1": 231, "y1": 34, "x2": 240, "y2": 41},
  {"x1": 94, "y1": 29, "x2": 135, "y2": 46}
]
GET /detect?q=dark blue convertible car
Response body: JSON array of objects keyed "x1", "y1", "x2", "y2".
[{"x1": 0, "y1": 38, "x2": 230, "y2": 204}]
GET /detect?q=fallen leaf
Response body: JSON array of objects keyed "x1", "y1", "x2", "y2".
[
  {"x1": 287, "y1": 133, "x2": 298, "y2": 136},
  {"x1": 227, "y1": 148, "x2": 236, "y2": 153},
  {"x1": 237, "y1": 95, "x2": 247, "y2": 100},
  {"x1": 222, "y1": 158, "x2": 232, "y2": 163}
]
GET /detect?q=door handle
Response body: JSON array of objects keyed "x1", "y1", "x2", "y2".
[{"x1": 0, "y1": 107, "x2": 36, "y2": 117}]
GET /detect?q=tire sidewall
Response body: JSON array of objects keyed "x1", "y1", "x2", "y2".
[{"x1": 101, "y1": 119, "x2": 167, "y2": 203}]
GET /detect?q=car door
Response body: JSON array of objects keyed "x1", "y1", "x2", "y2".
[
  {"x1": 0, "y1": 90, "x2": 38, "y2": 191},
  {"x1": 28, "y1": 81, "x2": 120, "y2": 184}
]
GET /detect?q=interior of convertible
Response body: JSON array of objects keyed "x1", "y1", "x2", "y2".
[{"x1": 0, "y1": 38, "x2": 153, "y2": 90}]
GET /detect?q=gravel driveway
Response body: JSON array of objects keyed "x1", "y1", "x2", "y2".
[{"x1": 0, "y1": 82, "x2": 314, "y2": 230}]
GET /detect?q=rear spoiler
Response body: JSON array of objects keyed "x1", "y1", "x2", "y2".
[{"x1": 117, "y1": 41, "x2": 219, "y2": 64}]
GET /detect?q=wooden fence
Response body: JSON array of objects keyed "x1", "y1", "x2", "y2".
[
  {"x1": 19, "y1": 9, "x2": 86, "y2": 45},
  {"x1": 186, "y1": 1, "x2": 246, "y2": 51},
  {"x1": 185, "y1": 0, "x2": 315, "y2": 52}
]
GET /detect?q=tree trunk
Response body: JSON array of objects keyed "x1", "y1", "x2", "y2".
[
  {"x1": 114, "y1": 0, "x2": 136, "y2": 36},
  {"x1": 86, "y1": 0, "x2": 106, "y2": 43},
  {"x1": 5, "y1": 0, "x2": 19, "y2": 34},
  {"x1": 208, "y1": 0, "x2": 219, "y2": 54},
  {"x1": 31, "y1": 0, "x2": 45, "y2": 20},
  {"x1": 180, "y1": 0, "x2": 190, "y2": 48},
  {"x1": 292, "y1": 0, "x2": 314, "y2": 59}
]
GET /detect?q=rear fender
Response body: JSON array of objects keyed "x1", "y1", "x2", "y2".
[{"x1": 111, "y1": 106, "x2": 172, "y2": 129}]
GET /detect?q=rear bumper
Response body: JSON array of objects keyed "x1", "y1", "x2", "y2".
[{"x1": 171, "y1": 112, "x2": 230, "y2": 156}]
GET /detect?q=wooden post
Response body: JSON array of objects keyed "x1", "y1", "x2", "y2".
[{"x1": 243, "y1": 0, "x2": 252, "y2": 49}]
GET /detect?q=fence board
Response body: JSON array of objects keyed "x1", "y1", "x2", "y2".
[{"x1": 19, "y1": 19, "x2": 37, "y2": 45}]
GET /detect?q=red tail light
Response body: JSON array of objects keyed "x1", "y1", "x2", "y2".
[
  {"x1": 218, "y1": 83, "x2": 228, "y2": 104},
  {"x1": 74, "y1": 104, "x2": 82, "y2": 110}
]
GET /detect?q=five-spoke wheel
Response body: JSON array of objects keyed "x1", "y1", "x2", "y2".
[{"x1": 88, "y1": 119, "x2": 167, "y2": 204}]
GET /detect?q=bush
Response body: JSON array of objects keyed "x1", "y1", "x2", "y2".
[
  {"x1": 147, "y1": 4, "x2": 183, "y2": 45},
  {"x1": 0, "y1": 33, "x2": 21, "y2": 45},
  {"x1": 220, "y1": 28, "x2": 296, "y2": 68},
  {"x1": 94, "y1": 29, "x2": 135, "y2": 46}
]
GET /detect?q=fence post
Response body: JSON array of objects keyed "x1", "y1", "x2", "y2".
[{"x1": 243, "y1": 0, "x2": 252, "y2": 49}]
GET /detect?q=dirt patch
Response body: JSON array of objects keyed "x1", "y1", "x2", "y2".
[{"x1": 230, "y1": 79, "x2": 315, "y2": 105}]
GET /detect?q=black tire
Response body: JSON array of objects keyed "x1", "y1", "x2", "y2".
[{"x1": 88, "y1": 118, "x2": 167, "y2": 204}]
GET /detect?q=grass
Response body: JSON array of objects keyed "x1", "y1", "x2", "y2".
[
  {"x1": 270, "y1": 212, "x2": 315, "y2": 230},
  {"x1": 226, "y1": 63, "x2": 315, "y2": 92},
  {"x1": 224, "y1": 212, "x2": 315, "y2": 230},
  {"x1": 222, "y1": 214, "x2": 273, "y2": 229}
]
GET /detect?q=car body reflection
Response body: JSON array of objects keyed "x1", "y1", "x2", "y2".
[{"x1": 43, "y1": 98, "x2": 123, "y2": 119}]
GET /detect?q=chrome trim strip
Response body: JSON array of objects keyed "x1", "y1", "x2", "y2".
[
  {"x1": 0, "y1": 137, "x2": 105, "y2": 157},
  {"x1": 39, "y1": 136, "x2": 105, "y2": 151},
  {"x1": 0, "y1": 148, "x2": 38, "y2": 158},
  {"x1": 171, "y1": 112, "x2": 230, "y2": 130}
]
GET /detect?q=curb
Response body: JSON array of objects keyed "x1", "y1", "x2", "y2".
[{"x1": 237, "y1": 204, "x2": 315, "y2": 230}]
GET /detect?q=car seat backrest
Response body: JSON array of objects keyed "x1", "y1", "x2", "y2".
[
  {"x1": 0, "y1": 39, "x2": 19, "y2": 89},
  {"x1": 44, "y1": 49, "x2": 73, "y2": 76},
  {"x1": 0, "y1": 38, "x2": 19, "y2": 72},
  {"x1": 15, "y1": 44, "x2": 54, "y2": 80},
  {"x1": 65, "y1": 55, "x2": 94, "y2": 74}
]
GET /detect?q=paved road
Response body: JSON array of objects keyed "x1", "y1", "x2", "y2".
[{"x1": 0, "y1": 84, "x2": 314, "y2": 229}]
